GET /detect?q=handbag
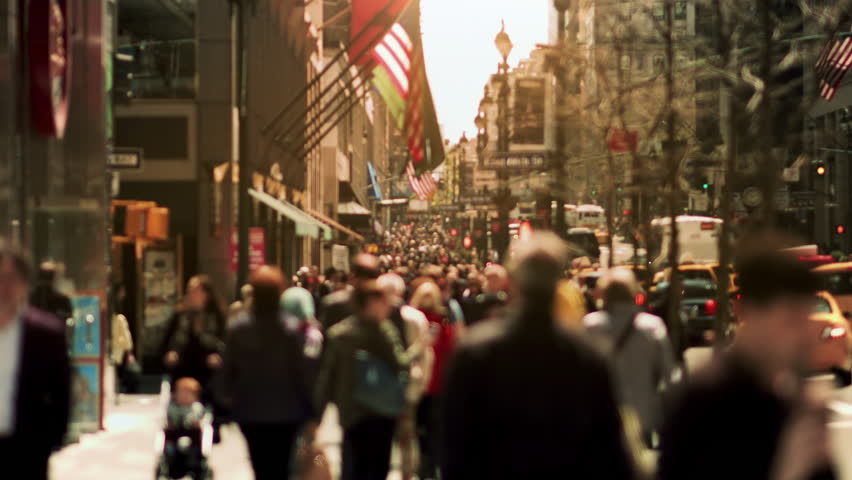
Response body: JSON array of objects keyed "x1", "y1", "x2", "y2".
[
  {"x1": 295, "y1": 441, "x2": 332, "y2": 480},
  {"x1": 353, "y1": 349, "x2": 409, "y2": 417}
]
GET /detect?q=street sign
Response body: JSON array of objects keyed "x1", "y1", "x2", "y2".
[
  {"x1": 481, "y1": 152, "x2": 548, "y2": 171},
  {"x1": 782, "y1": 167, "x2": 800, "y2": 182},
  {"x1": 108, "y1": 148, "x2": 142, "y2": 169},
  {"x1": 435, "y1": 204, "x2": 461, "y2": 212},
  {"x1": 408, "y1": 199, "x2": 429, "y2": 212},
  {"x1": 791, "y1": 192, "x2": 816, "y2": 209},
  {"x1": 459, "y1": 194, "x2": 492, "y2": 205}
]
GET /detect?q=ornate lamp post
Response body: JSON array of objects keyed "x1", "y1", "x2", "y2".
[{"x1": 490, "y1": 22, "x2": 516, "y2": 259}]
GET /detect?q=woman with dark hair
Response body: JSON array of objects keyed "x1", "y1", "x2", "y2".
[{"x1": 161, "y1": 275, "x2": 227, "y2": 389}]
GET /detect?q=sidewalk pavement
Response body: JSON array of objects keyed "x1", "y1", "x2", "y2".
[{"x1": 50, "y1": 394, "x2": 404, "y2": 480}]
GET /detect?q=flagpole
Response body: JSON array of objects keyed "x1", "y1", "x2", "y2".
[
  {"x1": 261, "y1": 0, "x2": 413, "y2": 135},
  {"x1": 291, "y1": 85, "x2": 373, "y2": 161},
  {"x1": 297, "y1": 68, "x2": 374, "y2": 153},
  {"x1": 272, "y1": 61, "x2": 374, "y2": 154},
  {"x1": 260, "y1": 77, "x2": 373, "y2": 173},
  {"x1": 265, "y1": 16, "x2": 392, "y2": 147}
]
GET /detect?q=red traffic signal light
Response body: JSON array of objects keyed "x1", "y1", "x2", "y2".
[
  {"x1": 622, "y1": 209, "x2": 631, "y2": 216},
  {"x1": 450, "y1": 228, "x2": 458, "y2": 237},
  {"x1": 817, "y1": 165, "x2": 827, "y2": 176},
  {"x1": 463, "y1": 236, "x2": 473, "y2": 249},
  {"x1": 837, "y1": 225, "x2": 846, "y2": 235}
]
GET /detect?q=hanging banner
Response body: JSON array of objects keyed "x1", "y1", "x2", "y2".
[
  {"x1": 30, "y1": 0, "x2": 72, "y2": 138},
  {"x1": 230, "y1": 227, "x2": 267, "y2": 273}
]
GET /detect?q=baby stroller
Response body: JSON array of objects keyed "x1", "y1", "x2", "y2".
[{"x1": 155, "y1": 378, "x2": 215, "y2": 480}]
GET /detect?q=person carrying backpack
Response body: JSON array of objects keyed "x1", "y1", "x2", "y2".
[{"x1": 583, "y1": 267, "x2": 677, "y2": 453}]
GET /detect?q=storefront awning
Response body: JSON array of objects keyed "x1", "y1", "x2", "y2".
[
  {"x1": 248, "y1": 189, "x2": 331, "y2": 240},
  {"x1": 305, "y1": 208, "x2": 365, "y2": 243},
  {"x1": 338, "y1": 201, "x2": 372, "y2": 216}
]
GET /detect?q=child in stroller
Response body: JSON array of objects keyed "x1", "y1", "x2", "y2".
[{"x1": 155, "y1": 377, "x2": 214, "y2": 480}]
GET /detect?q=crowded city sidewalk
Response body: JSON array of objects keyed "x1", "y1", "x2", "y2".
[
  {"x1": 43, "y1": 387, "x2": 852, "y2": 479},
  {"x1": 50, "y1": 393, "x2": 413, "y2": 480}
]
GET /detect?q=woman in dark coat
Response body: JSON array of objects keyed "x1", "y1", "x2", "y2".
[{"x1": 161, "y1": 275, "x2": 226, "y2": 391}]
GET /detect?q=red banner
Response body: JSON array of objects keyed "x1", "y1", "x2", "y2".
[
  {"x1": 230, "y1": 227, "x2": 266, "y2": 273},
  {"x1": 607, "y1": 128, "x2": 639, "y2": 152}
]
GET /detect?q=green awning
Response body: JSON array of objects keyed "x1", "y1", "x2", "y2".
[{"x1": 248, "y1": 189, "x2": 331, "y2": 241}]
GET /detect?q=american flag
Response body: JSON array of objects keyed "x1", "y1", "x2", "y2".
[
  {"x1": 816, "y1": 32, "x2": 852, "y2": 101},
  {"x1": 405, "y1": 41, "x2": 427, "y2": 165},
  {"x1": 405, "y1": 160, "x2": 436, "y2": 200}
]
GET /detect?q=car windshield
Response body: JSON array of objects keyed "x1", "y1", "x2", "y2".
[
  {"x1": 814, "y1": 297, "x2": 833, "y2": 314},
  {"x1": 682, "y1": 281, "x2": 716, "y2": 298},
  {"x1": 825, "y1": 273, "x2": 852, "y2": 295},
  {"x1": 680, "y1": 269, "x2": 714, "y2": 282}
]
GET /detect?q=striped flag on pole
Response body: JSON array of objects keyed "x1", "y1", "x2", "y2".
[
  {"x1": 816, "y1": 32, "x2": 852, "y2": 101},
  {"x1": 371, "y1": 24, "x2": 412, "y2": 128},
  {"x1": 406, "y1": 160, "x2": 436, "y2": 200}
]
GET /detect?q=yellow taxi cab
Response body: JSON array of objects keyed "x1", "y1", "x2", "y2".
[
  {"x1": 652, "y1": 264, "x2": 737, "y2": 293},
  {"x1": 810, "y1": 291, "x2": 851, "y2": 373},
  {"x1": 812, "y1": 262, "x2": 852, "y2": 317}
]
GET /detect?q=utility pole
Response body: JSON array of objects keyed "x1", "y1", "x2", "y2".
[
  {"x1": 233, "y1": 0, "x2": 253, "y2": 294},
  {"x1": 553, "y1": 0, "x2": 571, "y2": 238}
]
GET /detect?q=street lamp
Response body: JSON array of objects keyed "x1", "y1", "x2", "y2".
[
  {"x1": 474, "y1": 110, "x2": 488, "y2": 154},
  {"x1": 494, "y1": 20, "x2": 513, "y2": 74},
  {"x1": 491, "y1": 21, "x2": 516, "y2": 259}
]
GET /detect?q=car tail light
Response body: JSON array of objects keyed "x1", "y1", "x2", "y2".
[
  {"x1": 635, "y1": 293, "x2": 646, "y2": 306},
  {"x1": 821, "y1": 326, "x2": 847, "y2": 340},
  {"x1": 704, "y1": 299, "x2": 717, "y2": 316}
]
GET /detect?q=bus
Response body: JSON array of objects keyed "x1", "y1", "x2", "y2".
[
  {"x1": 566, "y1": 204, "x2": 606, "y2": 230},
  {"x1": 649, "y1": 216, "x2": 723, "y2": 269}
]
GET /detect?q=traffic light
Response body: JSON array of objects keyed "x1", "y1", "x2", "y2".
[
  {"x1": 702, "y1": 182, "x2": 709, "y2": 190},
  {"x1": 450, "y1": 228, "x2": 458, "y2": 237},
  {"x1": 622, "y1": 209, "x2": 631, "y2": 217},
  {"x1": 463, "y1": 236, "x2": 473, "y2": 249},
  {"x1": 817, "y1": 165, "x2": 827, "y2": 176},
  {"x1": 837, "y1": 225, "x2": 846, "y2": 235}
]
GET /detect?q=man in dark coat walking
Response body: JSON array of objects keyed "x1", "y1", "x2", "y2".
[
  {"x1": 319, "y1": 254, "x2": 381, "y2": 331},
  {"x1": 440, "y1": 232, "x2": 634, "y2": 479},
  {"x1": 658, "y1": 240, "x2": 837, "y2": 480},
  {"x1": 219, "y1": 266, "x2": 318, "y2": 480},
  {"x1": 0, "y1": 247, "x2": 70, "y2": 480}
]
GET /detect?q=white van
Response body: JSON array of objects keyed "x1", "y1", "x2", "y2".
[
  {"x1": 649, "y1": 216, "x2": 722, "y2": 268},
  {"x1": 566, "y1": 204, "x2": 606, "y2": 230}
]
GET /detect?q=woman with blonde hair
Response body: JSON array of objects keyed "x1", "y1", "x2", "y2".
[
  {"x1": 554, "y1": 280, "x2": 587, "y2": 330},
  {"x1": 410, "y1": 281, "x2": 457, "y2": 480}
]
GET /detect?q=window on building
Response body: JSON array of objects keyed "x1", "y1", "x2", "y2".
[
  {"x1": 675, "y1": 2, "x2": 688, "y2": 20},
  {"x1": 653, "y1": 55, "x2": 666, "y2": 74}
]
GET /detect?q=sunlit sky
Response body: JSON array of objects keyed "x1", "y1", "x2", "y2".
[{"x1": 422, "y1": 0, "x2": 552, "y2": 144}]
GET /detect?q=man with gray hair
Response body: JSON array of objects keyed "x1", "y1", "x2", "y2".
[
  {"x1": 440, "y1": 232, "x2": 634, "y2": 479},
  {"x1": 583, "y1": 267, "x2": 677, "y2": 448}
]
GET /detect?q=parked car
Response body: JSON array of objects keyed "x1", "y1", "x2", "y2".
[
  {"x1": 650, "y1": 279, "x2": 718, "y2": 347},
  {"x1": 813, "y1": 262, "x2": 852, "y2": 317},
  {"x1": 810, "y1": 291, "x2": 851, "y2": 378},
  {"x1": 653, "y1": 264, "x2": 737, "y2": 293}
]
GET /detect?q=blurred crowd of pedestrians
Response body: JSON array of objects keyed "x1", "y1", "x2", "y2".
[{"x1": 0, "y1": 219, "x2": 844, "y2": 480}]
